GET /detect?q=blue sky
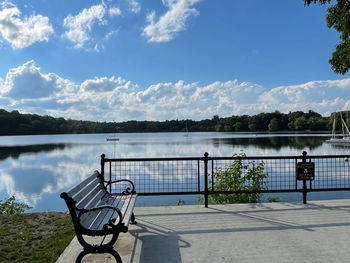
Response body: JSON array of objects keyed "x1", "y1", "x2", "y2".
[{"x1": 0, "y1": 0, "x2": 349, "y2": 121}]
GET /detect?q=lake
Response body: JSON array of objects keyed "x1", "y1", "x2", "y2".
[{"x1": 0, "y1": 132, "x2": 349, "y2": 212}]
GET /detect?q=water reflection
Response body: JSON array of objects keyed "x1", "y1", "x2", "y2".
[
  {"x1": 0, "y1": 142, "x2": 104, "y2": 209},
  {"x1": 210, "y1": 136, "x2": 326, "y2": 150},
  {"x1": 0, "y1": 133, "x2": 348, "y2": 211},
  {"x1": 0, "y1": 143, "x2": 70, "y2": 161}
]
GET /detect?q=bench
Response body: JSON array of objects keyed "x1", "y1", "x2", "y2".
[{"x1": 60, "y1": 170, "x2": 137, "y2": 263}]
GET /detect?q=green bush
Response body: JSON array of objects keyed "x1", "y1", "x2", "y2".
[
  {"x1": 0, "y1": 196, "x2": 32, "y2": 215},
  {"x1": 176, "y1": 198, "x2": 185, "y2": 206},
  {"x1": 209, "y1": 151, "x2": 268, "y2": 204}
]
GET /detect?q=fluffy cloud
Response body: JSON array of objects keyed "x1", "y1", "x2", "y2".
[
  {"x1": 109, "y1": 7, "x2": 122, "y2": 17},
  {"x1": 0, "y1": 2, "x2": 53, "y2": 48},
  {"x1": 63, "y1": 3, "x2": 107, "y2": 49},
  {"x1": 80, "y1": 76, "x2": 125, "y2": 92},
  {"x1": 128, "y1": 0, "x2": 141, "y2": 14},
  {"x1": 1, "y1": 61, "x2": 350, "y2": 121},
  {"x1": 143, "y1": 0, "x2": 200, "y2": 42},
  {"x1": 260, "y1": 79, "x2": 350, "y2": 116},
  {"x1": 0, "y1": 60, "x2": 74, "y2": 100}
]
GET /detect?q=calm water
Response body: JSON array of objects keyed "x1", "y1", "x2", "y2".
[{"x1": 0, "y1": 132, "x2": 349, "y2": 211}]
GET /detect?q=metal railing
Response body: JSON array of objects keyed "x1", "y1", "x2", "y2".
[{"x1": 100, "y1": 151, "x2": 350, "y2": 207}]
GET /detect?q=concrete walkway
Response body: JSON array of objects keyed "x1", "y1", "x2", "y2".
[{"x1": 56, "y1": 199, "x2": 350, "y2": 263}]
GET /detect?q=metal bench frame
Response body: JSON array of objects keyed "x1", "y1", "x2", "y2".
[{"x1": 60, "y1": 171, "x2": 137, "y2": 263}]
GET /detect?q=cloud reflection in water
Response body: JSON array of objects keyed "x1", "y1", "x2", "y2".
[{"x1": 0, "y1": 133, "x2": 347, "y2": 211}]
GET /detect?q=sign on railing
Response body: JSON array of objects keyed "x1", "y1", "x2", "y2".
[{"x1": 297, "y1": 162, "x2": 315, "y2": 180}]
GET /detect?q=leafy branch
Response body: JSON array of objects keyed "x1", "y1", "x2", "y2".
[
  {"x1": 0, "y1": 196, "x2": 32, "y2": 215},
  {"x1": 209, "y1": 151, "x2": 268, "y2": 204}
]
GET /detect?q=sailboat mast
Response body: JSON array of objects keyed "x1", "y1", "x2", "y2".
[
  {"x1": 341, "y1": 114, "x2": 350, "y2": 136},
  {"x1": 332, "y1": 112, "x2": 336, "y2": 138},
  {"x1": 340, "y1": 112, "x2": 345, "y2": 136}
]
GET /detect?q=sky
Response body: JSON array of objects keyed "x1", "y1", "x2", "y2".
[{"x1": 0, "y1": 0, "x2": 349, "y2": 122}]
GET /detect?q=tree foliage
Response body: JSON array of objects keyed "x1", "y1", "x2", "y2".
[
  {"x1": 305, "y1": 0, "x2": 350, "y2": 74},
  {"x1": 0, "y1": 108, "x2": 344, "y2": 135},
  {"x1": 209, "y1": 151, "x2": 268, "y2": 204},
  {"x1": 268, "y1": 117, "x2": 279, "y2": 131}
]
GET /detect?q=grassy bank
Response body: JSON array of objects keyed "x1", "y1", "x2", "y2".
[{"x1": 0, "y1": 212, "x2": 74, "y2": 263}]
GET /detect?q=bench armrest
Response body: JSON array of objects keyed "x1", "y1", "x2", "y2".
[
  {"x1": 78, "y1": 205, "x2": 123, "y2": 228},
  {"x1": 105, "y1": 179, "x2": 136, "y2": 194}
]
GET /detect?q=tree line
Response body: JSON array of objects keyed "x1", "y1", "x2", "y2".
[{"x1": 0, "y1": 108, "x2": 346, "y2": 136}]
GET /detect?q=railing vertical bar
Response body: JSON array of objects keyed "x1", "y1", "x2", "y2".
[
  {"x1": 302, "y1": 151, "x2": 308, "y2": 204},
  {"x1": 211, "y1": 159, "x2": 214, "y2": 191},
  {"x1": 295, "y1": 158, "x2": 298, "y2": 190},
  {"x1": 204, "y1": 152, "x2": 209, "y2": 208},
  {"x1": 100, "y1": 154, "x2": 105, "y2": 176},
  {"x1": 197, "y1": 160, "x2": 200, "y2": 192},
  {"x1": 109, "y1": 161, "x2": 112, "y2": 193}
]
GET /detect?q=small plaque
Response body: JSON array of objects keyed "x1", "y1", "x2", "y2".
[{"x1": 297, "y1": 162, "x2": 315, "y2": 180}]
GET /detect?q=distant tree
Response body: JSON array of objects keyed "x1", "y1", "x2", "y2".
[
  {"x1": 215, "y1": 123, "x2": 224, "y2": 132},
  {"x1": 248, "y1": 123, "x2": 257, "y2": 132},
  {"x1": 308, "y1": 116, "x2": 328, "y2": 131},
  {"x1": 212, "y1": 115, "x2": 220, "y2": 122},
  {"x1": 294, "y1": 116, "x2": 308, "y2": 130},
  {"x1": 223, "y1": 125, "x2": 231, "y2": 132},
  {"x1": 268, "y1": 118, "x2": 279, "y2": 132},
  {"x1": 233, "y1": 122, "x2": 242, "y2": 132},
  {"x1": 0, "y1": 108, "x2": 338, "y2": 134},
  {"x1": 305, "y1": 0, "x2": 350, "y2": 74}
]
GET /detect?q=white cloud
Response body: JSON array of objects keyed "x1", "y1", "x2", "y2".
[
  {"x1": 1, "y1": 61, "x2": 350, "y2": 121},
  {"x1": 109, "y1": 7, "x2": 122, "y2": 17},
  {"x1": 105, "y1": 29, "x2": 119, "y2": 39},
  {"x1": 63, "y1": 3, "x2": 107, "y2": 49},
  {"x1": 0, "y1": 1, "x2": 53, "y2": 48},
  {"x1": 260, "y1": 79, "x2": 350, "y2": 116},
  {"x1": 80, "y1": 76, "x2": 126, "y2": 92},
  {"x1": 0, "y1": 60, "x2": 74, "y2": 100},
  {"x1": 128, "y1": 0, "x2": 141, "y2": 14},
  {"x1": 143, "y1": 0, "x2": 200, "y2": 42}
]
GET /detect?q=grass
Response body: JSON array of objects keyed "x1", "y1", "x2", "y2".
[{"x1": 0, "y1": 212, "x2": 75, "y2": 263}]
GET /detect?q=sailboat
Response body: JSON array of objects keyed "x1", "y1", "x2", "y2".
[
  {"x1": 184, "y1": 122, "x2": 189, "y2": 137},
  {"x1": 106, "y1": 126, "x2": 120, "y2": 141},
  {"x1": 326, "y1": 112, "x2": 350, "y2": 145}
]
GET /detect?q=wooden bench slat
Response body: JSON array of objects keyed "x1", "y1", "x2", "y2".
[
  {"x1": 81, "y1": 194, "x2": 117, "y2": 230},
  {"x1": 78, "y1": 189, "x2": 107, "y2": 227},
  {"x1": 71, "y1": 177, "x2": 101, "y2": 202},
  {"x1": 97, "y1": 195, "x2": 126, "y2": 229},
  {"x1": 76, "y1": 184, "x2": 105, "y2": 210},
  {"x1": 85, "y1": 189, "x2": 107, "y2": 209},
  {"x1": 121, "y1": 194, "x2": 137, "y2": 228},
  {"x1": 90, "y1": 195, "x2": 125, "y2": 230},
  {"x1": 66, "y1": 171, "x2": 100, "y2": 197}
]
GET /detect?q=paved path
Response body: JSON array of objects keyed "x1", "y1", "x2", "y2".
[{"x1": 56, "y1": 199, "x2": 350, "y2": 263}]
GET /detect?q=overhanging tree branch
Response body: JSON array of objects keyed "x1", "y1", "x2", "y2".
[{"x1": 304, "y1": 0, "x2": 350, "y2": 74}]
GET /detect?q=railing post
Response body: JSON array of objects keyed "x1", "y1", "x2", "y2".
[
  {"x1": 302, "y1": 151, "x2": 307, "y2": 204},
  {"x1": 101, "y1": 153, "x2": 105, "y2": 176},
  {"x1": 204, "y1": 152, "x2": 209, "y2": 208}
]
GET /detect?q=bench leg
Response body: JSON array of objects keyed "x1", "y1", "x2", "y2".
[
  {"x1": 75, "y1": 250, "x2": 89, "y2": 263},
  {"x1": 76, "y1": 248, "x2": 122, "y2": 263},
  {"x1": 131, "y1": 212, "x2": 137, "y2": 224}
]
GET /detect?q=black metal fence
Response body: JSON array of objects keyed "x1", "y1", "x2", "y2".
[{"x1": 100, "y1": 151, "x2": 350, "y2": 207}]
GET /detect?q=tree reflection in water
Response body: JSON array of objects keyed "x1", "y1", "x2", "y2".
[{"x1": 0, "y1": 133, "x2": 347, "y2": 211}]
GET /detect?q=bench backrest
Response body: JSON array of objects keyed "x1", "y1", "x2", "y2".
[{"x1": 60, "y1": 171, "x2": 108, "y2": 221}]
